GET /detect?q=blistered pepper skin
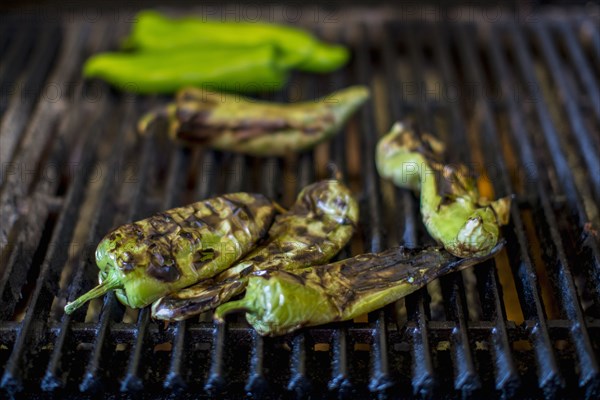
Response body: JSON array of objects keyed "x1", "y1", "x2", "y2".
[
  {"x1": 376, "y1": 122, "x2": 511, "y2": 257},
  {"x1": 215, "y1": 242, "x2": 504, "y2": 336},
  {"x1": 64, "y1": 193, "x2": 275, "y2": 314},
  {"x1": 138, "y1": 86, "x2": 369, "y2": 156},
  {"x1": 152, "y1": 180, "x2": 359, "y2": 321}
]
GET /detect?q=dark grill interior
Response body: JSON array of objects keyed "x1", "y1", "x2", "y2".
[{"x1": 1, "y1": 6, "x2": 599, "y2": 399}]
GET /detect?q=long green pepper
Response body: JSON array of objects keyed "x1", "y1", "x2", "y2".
[
  {"x1": 64, "y1": 193, "x2": 275, "y2": 314},
  {"x1": 376, "y1": 122, "x2": 511, "y2": 257},
  {"x1": 152, "y1": 180, "x2": 359, "y2": 321},
  {"x1": 84, "y1": 45, "x2": 287, "y2": 94},
  {"x1": 123, "y1": 10, "x2": 349, "y2": 73},
  {"x1": 138, "y1": 86, "x2": 370, "y2": 156},
  {"x1": 215, "y1": 242, "x2": 504, "y2": 336}
]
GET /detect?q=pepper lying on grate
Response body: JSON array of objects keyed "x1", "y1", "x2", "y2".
[
  {"x1": 64, "y1": 193, "x2": 276, "y2": 314},
  {"x1": 123, "y1": 10, "x2": 350, "y2": 74},
  {"x1": 84, "y1": 45, "x2": 289, "y2": 94},
  {"x1": 152, "y1": 179, "x2": 359, "y2": 321},
  {"x1": 215, "y1": 241, "x2": 505, "y2": 336},
  {"x1": 137, "y1": 86, "x2": 369, "y2": 156},
  {"x1": 376, "y1": 122, "x2": 511, "y2": 257}
]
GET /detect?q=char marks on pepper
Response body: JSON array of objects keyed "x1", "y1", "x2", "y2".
[{"x1": 147, "y1": 254, "x2": 182, "y2": 282}]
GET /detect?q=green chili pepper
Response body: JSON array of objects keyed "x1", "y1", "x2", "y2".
[
  {"x1": 295, "y1": 42, "x2": 350, "y2": 73},
  {"x1": 64, "y1": 193, "x2": 276, "y2": 314},
  {"x1": 376, "y1": 122, "x2": 511, "y2": 257},
  {"x1": 83, "y1": 45, "x2": 287, "y2": 94},
  {"x1": 138, "y1": 86, "x2": 369, "y2": 156},
  {"x1": 152, "y1": 179, "x2": 359, "y2": 321},
  {"x1": 215, "y1": 241, "x2": 504, "y2": 336},
  {"x1": 123, "y1": 10, "x2": 348, "y2": 72}
]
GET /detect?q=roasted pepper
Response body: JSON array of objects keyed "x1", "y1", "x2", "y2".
[
  {"x1": 83, "y1": 45, "x2": 287, "y2": 94},
  {"x1": 64, "y1": 193, "x2": 275, "y2": 314},
  {"x1": 215, "y1": 241, "x2": 504, "y2": 336},
  {"x1": 123, "y1": 10, "x2": 349, "y2": 73},
  {"x1": 138, "y1": 86, "x2": 369, "y2": 156},
  {"x1": 152, "y1": 179, "x2": 359, "y2": 321},
  {"x1": 376, "y1": 122, "x2": 511, "y2": 257}
]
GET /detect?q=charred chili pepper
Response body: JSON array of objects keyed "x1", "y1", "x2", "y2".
[
  {"x1": 83, "y1": 45, "x2": 287, "y2": 94},
  {"x1": 123, "y1": 10, "x2": 349, "y2": 73},
  {"x1": 215, "y1": 241, "x2": 504, "y2": 336},
  {"x1": 152, "y1": 179, "x2": 359, "y2": 321},
  {"x1": 64, "y1": 193, "x2": 276, "y2": 314},
  {"x1": 376, "y1": 122, "x2": 511, "y2": 257},
  {"x1": 138, "y1": 86, "x2": 369, "y2": 156}
]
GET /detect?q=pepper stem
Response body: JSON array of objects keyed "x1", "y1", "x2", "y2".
[
  {"x1": 327, "y1": 162, "x2": 344, "y2": 181},
  {"x1": 213, "y1": 299, "x2": 250, "y2": 323},
  {"x1": 64, "y1": 277, "x2": 121, "y2": 315}
]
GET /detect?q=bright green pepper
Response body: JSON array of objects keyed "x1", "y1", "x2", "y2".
[
  {"x1": 83, "y1": 45, "x2": 287, "y2": 94},
  {"x1": 376, "y1": 122, "x2": 511, "y2": 257},
  {"x1": 296, "y1": 42, "x2": 350, "y2": 73},
  {"x1": 215, "y1": 241, "x2": 504, "y2": 336},
  {"x1": 151, "y1": 179, "x2": 359, "y2": 321},
  {"x1": 123, "y1": 10, "x2": 348, "y2": 72},
  {"x1": 64, "y1": 193, "x2": 276, "y2": 314},
  {"x1": 138, "y1": 86, "x2": 369, "y2": 156}
]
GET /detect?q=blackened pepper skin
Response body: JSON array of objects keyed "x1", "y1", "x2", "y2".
[
  {"x1": 138, "y1": 86, "x2": 369, "y2": 156},
  {"x1": 64, "y1": 193, "x2": 275, "y2": 314},
  {"x1": 152, "y1": 180, "x2": 359, "y2": 321},
  {"x1": 215, "y1": 241, "x2": 504, "y2": 336},
  {"x1": 376, "y1": 122, "x2": 511, "y2": 257}
]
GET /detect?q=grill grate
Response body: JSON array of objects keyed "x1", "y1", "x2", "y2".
[{"x1": 1, "y1": 6, "x2": 599, "y2": 399}]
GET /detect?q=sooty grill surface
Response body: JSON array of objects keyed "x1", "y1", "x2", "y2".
[{"x1": 0, "y1": 5, "x2": 599, "y2": 399}]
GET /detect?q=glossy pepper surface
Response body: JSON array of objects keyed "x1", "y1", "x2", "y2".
[
  {"x1": 376, "y1": 122, "x2": 511, "y2": 257},
  {"x1": 138, "y1": 86, "x2": 370, "y2": 156},
  {"x1": 215, "y1": 241, "x2": 504, "y2": 336},
  {"x1": 64, "y1": 193, "x2": 275, "y2": 314},
  {"x1": 123, "y1": 10, "x2": 349, "y2": 73},
  {"x1": 83, "y1": 45, "x2": 287, "y2": 94},
  {"x1": 152, "y1": 179, "x2": 359, "y2": 321}
]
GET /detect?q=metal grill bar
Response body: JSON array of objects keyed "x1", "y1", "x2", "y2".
[
  {"x1": 122, "y1": 135, "x2": 187, "y2": 392},
  {"x1": 504, "y1": 22, "x2": 600, "y2": 315},
  {"x1": 81, "y1": 103, "x2": 154, "y2": 393},
  {"x1": 0, "y1": 26, "x2": 62, "y2": 257},
  {"x1": 323, "y1": 35, "x2": 355, "y2": 396},
  {"x1": 0, "y1": 26, "x2": 35, "y2": 117},
  {"x1": 508, "y1": 24, "x2": 597, "y2": 231},
  {"x1": 0, "y1": 24, "x2": 60, "y2": 174},
  {"x1": 430, "y1": 22, "x2": 520, "y2": 396},
  {"x1": 532, "y1": 23, "x2": 600, "y2": 202},
  {"x1": 455, "y1": 23, "x2": 564, "y2": 396},
  {"x1": 205, "y1": 151, "x2": 254, "y2": 395},
  {"x1": 403, "y1": 22, "x2": 483, "y2": 396},
  {"x1": 557, "y1": 22, "x2": 600, "y2": 123},
  {"x1": 41, "y1": 93, "x2": 134, "y2": 390},
  {"x1": 497, "y1": 23, "x2": 599, "y2": 395},
  {"x1": 355, "y1": 23, "x2": 396, "y2": 397},
  {"x1": 243, "y1": 157, "x2": 275, "y2": 395},
  {"x1": 287, "y1": 81, "x2": 317, "y2": 395},
  {"x1": 12, "y1": 317, "x2": 593, "y2": 342},
  {"x1": 0, "y1": 19, "x2": 105, "y2": 394},
  {"x1": 379, "y1": 22, "x2": 435, "y2": 398}
]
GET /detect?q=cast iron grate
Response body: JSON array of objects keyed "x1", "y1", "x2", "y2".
[{"x1": 0, "y1": 6, "x2": 599, "y2": 399}]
